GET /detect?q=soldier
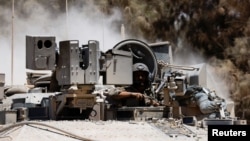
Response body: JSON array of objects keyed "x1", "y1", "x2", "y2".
[
  {"x1": 175, "y1": 85, "x2": 229, "y2": 118},
  {"x1": 105, "y1": 63, "x2": 159, "y2": 107}
]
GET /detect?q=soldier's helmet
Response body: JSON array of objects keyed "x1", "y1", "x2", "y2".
[
  {"x1": 132, "y1": 63, "x2": 150, "y2": 88},
  {"x1": 133, "y1": 63, "x2": 150, "y2": 72}
]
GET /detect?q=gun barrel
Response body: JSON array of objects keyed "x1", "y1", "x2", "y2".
[
  {"x1": 167, "y1": 64, "x2": 199, "y2": 71},
  {"x1": 155, "y1": 80, "x2": 166, "y2": 94}
]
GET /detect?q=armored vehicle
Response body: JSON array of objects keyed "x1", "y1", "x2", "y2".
[{"x1": 0, "y1": 36, "x2": 246, "y2": 141}]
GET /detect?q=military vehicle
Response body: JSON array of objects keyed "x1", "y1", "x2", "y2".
[{"x1": 0, "y1": 36, "x2": 247, "y2": 141}]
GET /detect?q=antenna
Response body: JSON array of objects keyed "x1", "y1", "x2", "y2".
[
  {"x1": 11, "y1": 0, "x2": 15, "y2": 85},
  {"x1": 102, "y1": 7, "x2": 105, "y2": 51},
  {"x1": 121, "y1": 24, "x2": 126, "y2": 40},
  {"x1": 65, "y1": 0, "x2": 69, "y2": 39}
]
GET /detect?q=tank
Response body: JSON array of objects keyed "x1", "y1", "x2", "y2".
[{"x1": 0, "y1": 36, "x2": 247, "y2": 141}]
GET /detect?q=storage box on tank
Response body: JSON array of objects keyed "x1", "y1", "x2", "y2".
[
  {"x1": 0, "y1": 73, "x2": 4, "y2": 85},
  {"x1": 0, "y1": 110, "x2": 17, "y2": 124},
  {"x1": 105, "y1": 50, "x2": 133, "y2": 85},
  {"x1": 0, "y1": 87, "x2": 4, "y2": 102},
  {"x1": 0, "y1": 73, "x2": 5, "y2": 102}
]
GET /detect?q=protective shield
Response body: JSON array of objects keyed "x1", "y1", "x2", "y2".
[{"x1": 112, "y1": 39, "x2": 157, "y2": 82}]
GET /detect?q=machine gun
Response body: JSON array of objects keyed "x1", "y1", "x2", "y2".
[
  {"x1": 153, "y1": 61, "x2": 232, "y2": 120},
  {"x1": 155, "y1": 63, "x2": 199, "y2": 95}
]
